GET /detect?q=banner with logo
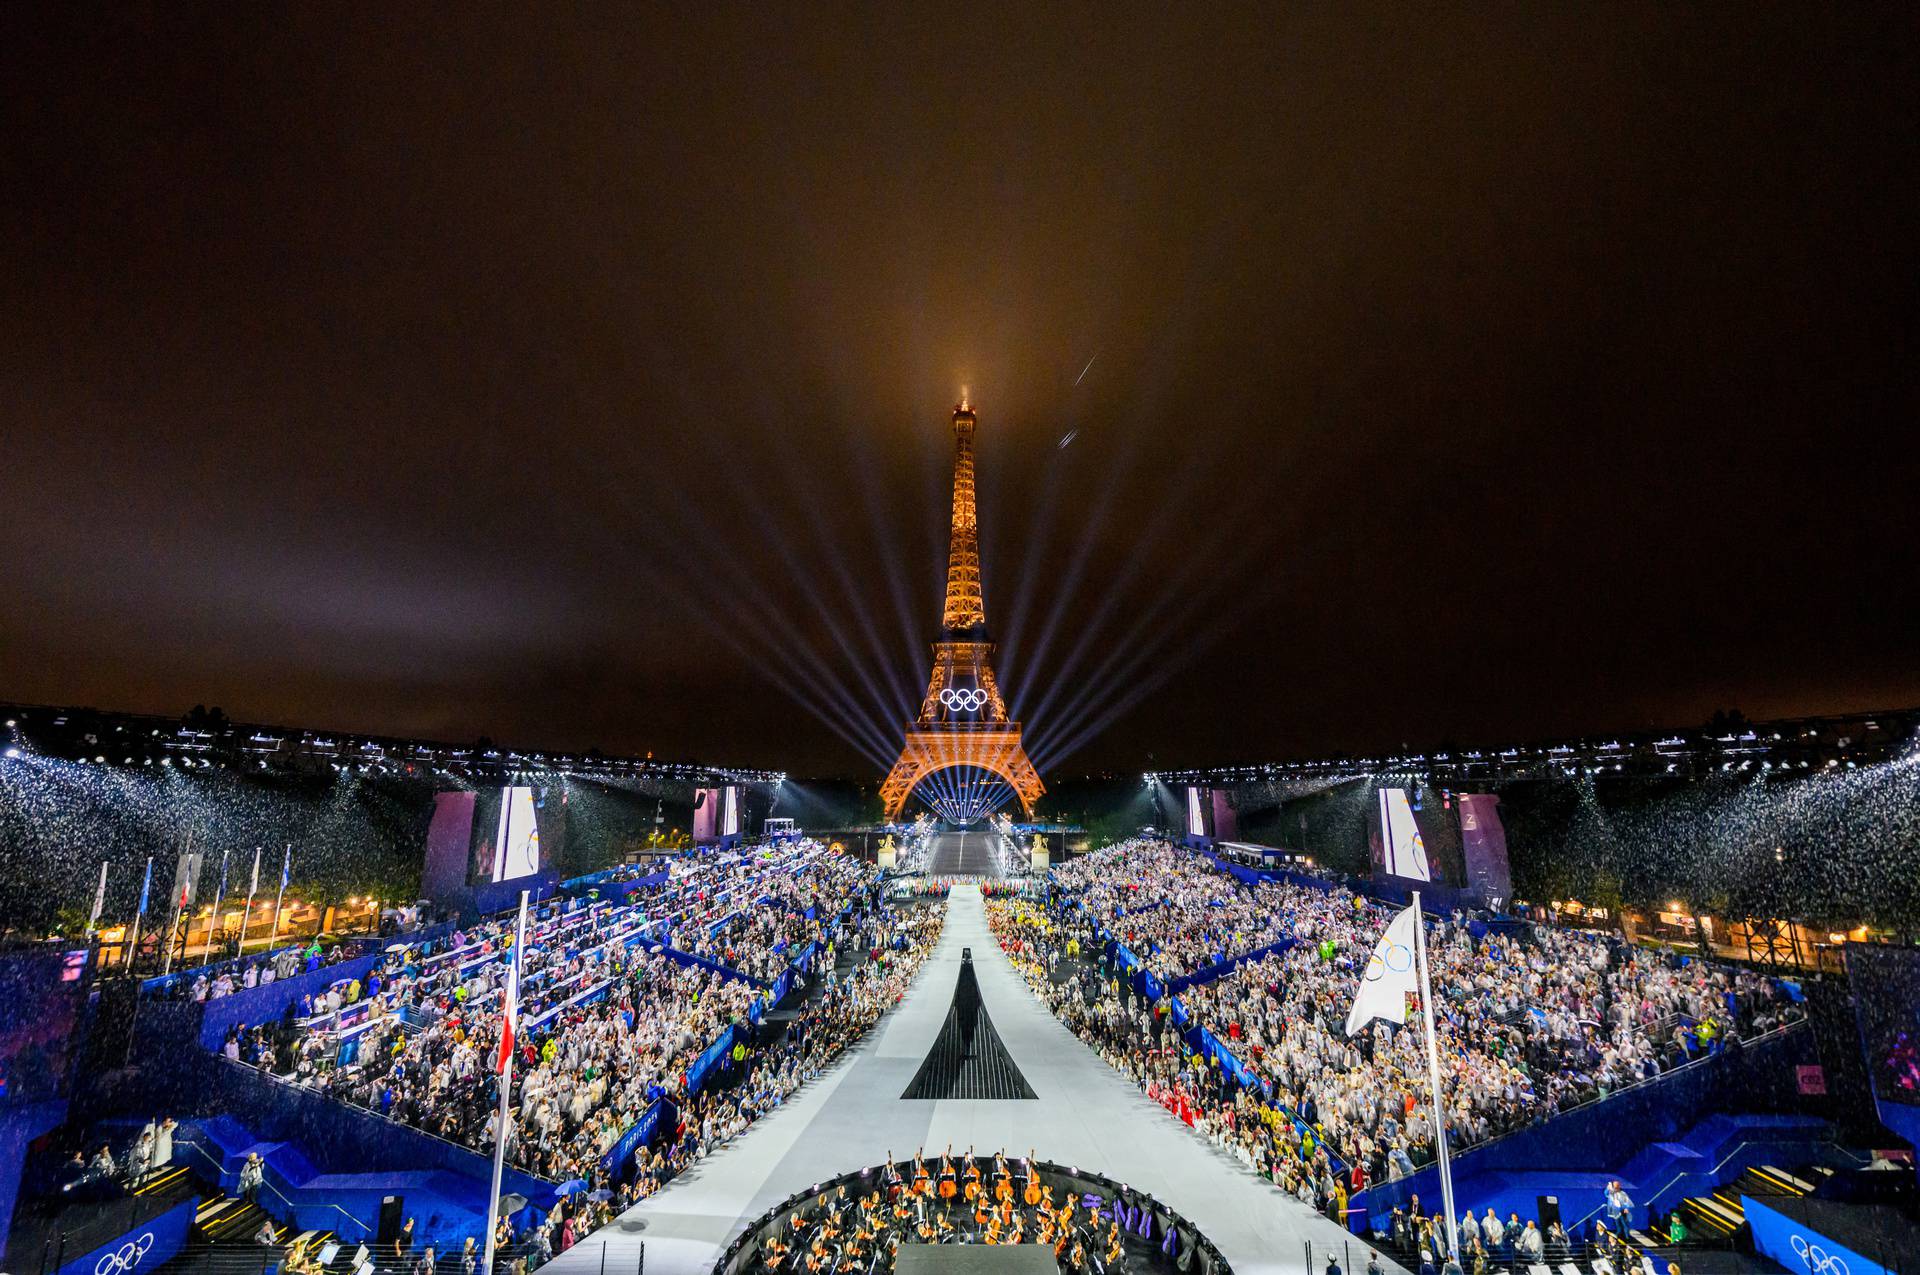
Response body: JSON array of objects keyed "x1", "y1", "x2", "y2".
[
  {"x1": 56, "y1": 1195, "x2": 196, "y2": 1275},
  {"x1": 1744, "y1": 1193, "x2": 1892, "y2": 1275}
]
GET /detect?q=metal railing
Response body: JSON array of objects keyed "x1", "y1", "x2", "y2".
[{"x1": 173, "y1": 1135, "x2": 381, "y2": 1244}]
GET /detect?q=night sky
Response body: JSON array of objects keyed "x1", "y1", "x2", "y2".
[{"x1": 4, "y1": 7, "x2": 1916, "y2": 776}]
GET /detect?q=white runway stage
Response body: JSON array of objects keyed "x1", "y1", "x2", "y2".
[{"x1": 549, "y1": 881, "x2": 1404, "y2": 1274}]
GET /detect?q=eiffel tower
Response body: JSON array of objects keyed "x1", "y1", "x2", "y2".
[{"x1": 878, "y1": 396, "x2": 1045, "y2": 823}]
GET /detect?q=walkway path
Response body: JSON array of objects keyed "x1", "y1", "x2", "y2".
[
  {"x1": 549, "y1": 884, "x2": 1403, "y2": 1274},
  {"x1": 925, "y1": 829, "x2": 995, "y2": 876}
]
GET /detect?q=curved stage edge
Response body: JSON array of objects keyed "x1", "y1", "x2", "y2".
[{"x1": 714, "y1": 1159, "x2": 1231, "y2": 1275}]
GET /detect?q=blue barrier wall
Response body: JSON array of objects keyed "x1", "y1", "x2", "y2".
[
  {"x1": 599, "y1": 1099, "x2": 668, "y2": 1177},
  {"x1": 472, "y1": 869, "x2": 560, "y2": 918},
  {"x1": 1745, "y1": 1194, "x2": 1895, "y2": 1275},
  {"x1": 0, "y1": 1098, "x2": 66, "y2": 1260},
  {"x1": 564, "y1": 868, "x2": 670, "y2": 902},
  {"x1": 656, "y1": 946, "x2": 770, "y2": 989},
  {"x1": 54, "y1": 1194, "x2": 196, "y2": 1275},
  {"x1": 1355, "y1": 1024, "x2": 1816, "y2": 1229},
  {"x1": 1165, "y1": 938, "x2": 1298, "y2": 996},
  {"x1": 193, "y1": 1058, "x2": 554, "y2": 1200},
  {"x1": 195, "y1": 949, "x2": 387, "y2": 1050},
  {"x1": 140, "y1": 941, "x2": 324, "y2": 998},
  {"x1": 687, "y1": 1025, "x2": 740, "y2": 1094}
]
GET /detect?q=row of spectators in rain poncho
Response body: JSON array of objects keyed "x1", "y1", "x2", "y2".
[
  {"x1": 619, "y1": 902, "x2": 946, "y2": 1201},
  {"x1": 224, "y1": 842, "x2": 877, "y2": 1185},
  {"x1": 661, "y1": 851, "x2": 873, "y2": 982},
  {"x1": 989, "y1": 895, "x2": 1354, "y2": 1223},
  {"x1": 180, "y1": 940, "x2": 355, "y2": 1001},
  {"x1": 1050, "y1": 838, "x2": 1304, "y2": 982},
  {"x1": 1005, "y1": 838, "x2": 1805, "y2": 1225}
]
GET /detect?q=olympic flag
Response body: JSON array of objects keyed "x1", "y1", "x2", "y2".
[
  {"x1": 1346, "y1": 894, "x2": 1462, "y2": 1257},
  {"x1": 1345, "y1": 902, "x2": 1419, "y2": 1036}
]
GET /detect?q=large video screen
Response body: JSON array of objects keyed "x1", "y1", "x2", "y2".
[
  {"x1": 469, "y1": 785, "x2": 563, "y2": 883},
  {"x1": 694, "y1": 785, "x2": 741, "y2": 842},
  {"x1": 1375, "y1": 788, "x2": 1432, "y2": 881}
]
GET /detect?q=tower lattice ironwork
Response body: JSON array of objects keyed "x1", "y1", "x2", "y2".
[{"x1": 879, "y1": 397, "x2": 1045, "y2": 822}]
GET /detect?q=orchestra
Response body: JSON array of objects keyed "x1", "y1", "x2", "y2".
[{"x1": 745, "y1": 1150, "x2": 1136, "y2": 1273}]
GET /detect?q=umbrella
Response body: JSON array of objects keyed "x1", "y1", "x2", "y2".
[
  {"x1": 498, "y1": 1193, "x2": 529, "y2": 1216},
  {"x1": 386, "y1": 943, "x2": 409, "y2": 953},
  {"x1": 588, "y1": 1188, "x2": 614, "y2": 1202},
  {"x1": 555, "y1": 1179, "x2": 590, "y2": 1198}
]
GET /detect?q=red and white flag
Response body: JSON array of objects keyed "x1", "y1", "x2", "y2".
[
  {"x1": 496, "y1": 893, "x2": 529, "y2": 1075},
  {"x1": 496, "y1": 957, "x2": 519, "y2": 1074}
]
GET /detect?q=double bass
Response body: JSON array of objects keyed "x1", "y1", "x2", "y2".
[
  {"x1": 992, "y1": 1151, "x2": 1013, "y2": 1203},
  {"x1": 937, "y1": 1146, "x2": 958, "y2": 1200},
  {"x1": 961, "y1": 1146, "x2": 983, "y2": 1202},
  {"x1": 1021, "y1": 1150, "x2": 1042, "y2": 1206},
  {"x1": 911, "y1": 1147, "x2": 932, "y2": 1198}
]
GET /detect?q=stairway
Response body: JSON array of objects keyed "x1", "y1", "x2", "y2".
[
  {"x1": 133, "y1": 1164, "x2": 192, "y2": 1199},
  {"x1": 194, "y1": 1194, "x2": 286, "y2": 1245},
  {"x1": 1679, "y1": 1162, "x2": 1815, "y2": 1240}
]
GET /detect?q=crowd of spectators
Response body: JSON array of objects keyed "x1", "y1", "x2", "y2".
[
  {"x1": 224, "y1": 843, "x2": 877, "y2": 1190},
  {"x1": 669, "y1": 852, "x2": 870, "y2": 982},
  {"x1": 165, "y1": 939, "x2": 358, "y2": 1002},
  {"x1": 494, "y1": 899, "x2": 946, "y2": 1272},
  {"x1": 1050, "y1": 839, "x2": 1298, "y2": 982},
  {"x1": 1002, "y1": 837, "x2": 1806, "y2": 1243}
]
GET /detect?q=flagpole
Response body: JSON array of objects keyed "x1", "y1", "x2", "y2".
[
  {"x1": 237, "y1": 847, "x2": 262, "y2": 956},
  {"x1": 161, "y1": 835, "x2": 192, "y2": 978},
  {"x1": 483, "y1": 890, "x2": 530, "y2": 1275},
  {"x1": 202, "y1": 849, "x2": 231, "y2": 967},
  {"x1": 268, "y1": 844, "x2": 290, "y2": 953},
  {"x1": 1411, "y1": 889, "x2": 1459, "y2": 1259},
  {"x1": 126, "y1": 856, "x2": 153, "y2": 972},
  {"x1": 86, "y1": 860, "x2": 109, "y2": 945}
]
